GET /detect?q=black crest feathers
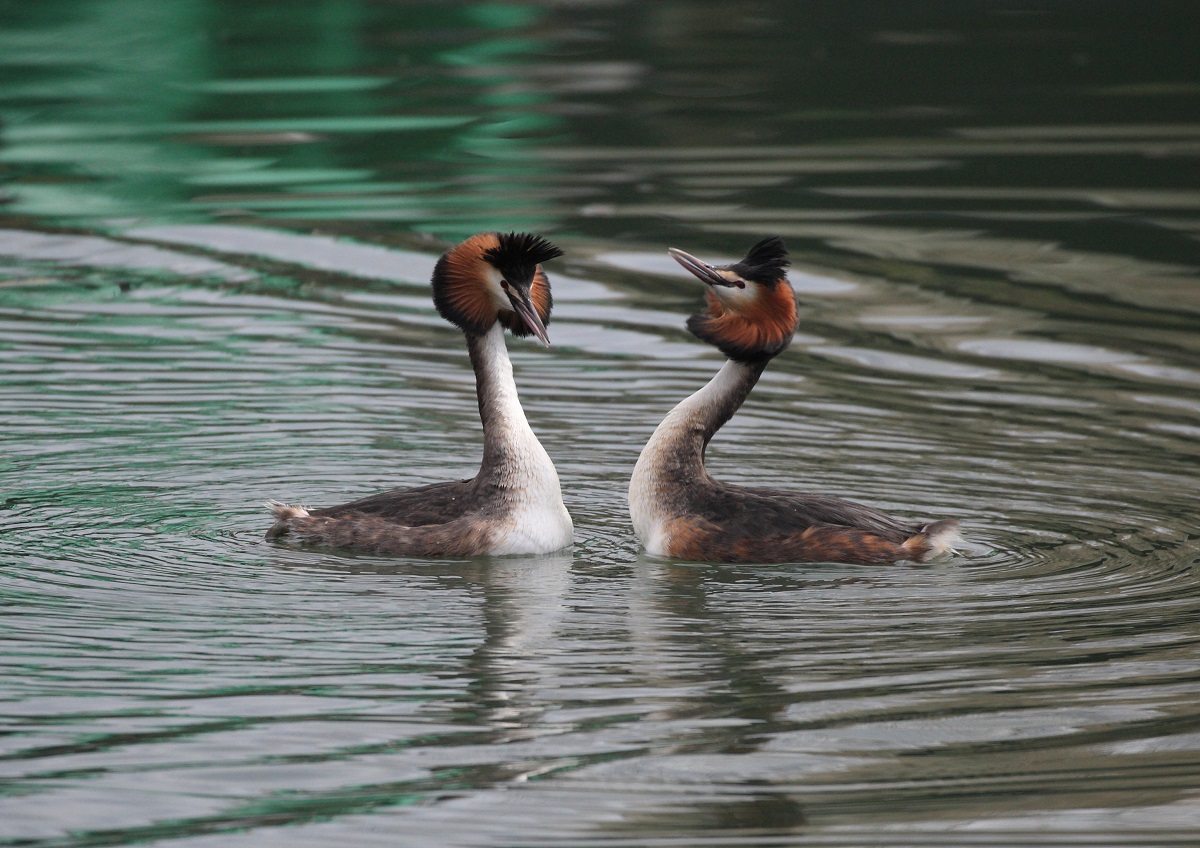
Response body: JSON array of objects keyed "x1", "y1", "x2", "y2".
[
  {"x1": 730, "y1": 236, "x2": 789, "y2": 285},
  {"x1": 431, "y1": 232, "x2": 560, "y2": 339},
  {"x1": 483, "y1": 232, "x2": 564, "y2": 286}
]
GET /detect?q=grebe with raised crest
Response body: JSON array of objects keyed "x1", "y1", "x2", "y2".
[
  {"x1": 267, "y1": 232, "x2": 573, "y2": 556},
  {"x1": 628, "y1": 236, "x2": 961, "y2": 564}
]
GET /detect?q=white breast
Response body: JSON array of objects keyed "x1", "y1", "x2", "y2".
[
  {"x1": 629, "y1": 440, "x2": 670, "y2": 556},
  {"x1": 493, "y1": 499, "x2": 574, "y2": 555},
  {"x1": 491, "y1": 431, "x2": 573, "y2": 554}
]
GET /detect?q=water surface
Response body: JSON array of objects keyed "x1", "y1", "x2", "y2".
[{"x1": 3, "y1": 2, "x2": 1200, "y2": 846}]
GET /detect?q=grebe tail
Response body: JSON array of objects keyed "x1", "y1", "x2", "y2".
[{"x1": 629, "y1": 236, "x2": 960, "y2": 564}]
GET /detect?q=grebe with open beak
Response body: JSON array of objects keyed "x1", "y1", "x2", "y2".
[
  {"x1": 267, "y1": 232, "x2": 573, "y2": 557},
  {"x1": 629, "y1": 236, "x2": 960, "y2": 564}
]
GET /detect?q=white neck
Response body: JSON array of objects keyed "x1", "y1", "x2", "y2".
[
  {"x1": 632, "y1": 359, "x2": 759, "y2": 475},
  {"x1": 628, "y1": 359, "x2": 763, "y2": 554},
  {"x1": 473, "y1": 323, "x2": 534, "y2": 443},
  {"x1": 469, "y1": 323, "x2": 573, "y2": 553}
]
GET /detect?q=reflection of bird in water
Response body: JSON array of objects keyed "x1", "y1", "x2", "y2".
[
  {"x1": 267, "y1": 232, "x2": 573, "y2": 556},
  {"x1": 629, "y1": 237, "x2": 960, "y2": 564}
]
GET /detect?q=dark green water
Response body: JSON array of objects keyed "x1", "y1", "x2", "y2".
[{"x1": 3, "y1": 2, "x2": 1200, "y2": 846}]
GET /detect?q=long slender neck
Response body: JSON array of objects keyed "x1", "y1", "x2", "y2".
[
  {"x1": 637, "y1": 358, "x2": 767, "y2": 481},
  {"x1": 466, "y1": 322, "x2": 552, "y2": 489}
]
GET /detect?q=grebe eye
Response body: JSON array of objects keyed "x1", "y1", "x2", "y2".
[
  {"x1": 500, "y1": 279, "x2": 509, "y2": 290},
  {"x1": 735, "y1": 280, "x2": 746, "y2": 289}
]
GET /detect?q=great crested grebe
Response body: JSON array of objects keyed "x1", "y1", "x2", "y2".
[
  {"x1": 628, "y1": 236, "x2": 961, "y2": 564},
  {"x1": 267, "y1": 232, "x2": 573, "y2": 556}
]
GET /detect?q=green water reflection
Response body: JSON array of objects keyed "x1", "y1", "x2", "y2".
[
  {"x1": 3, "y1": 0, "x2": 1197, "y2": 254},
  {"x1": 0, "y1": 0, "x2": 563, "y2": 235}
]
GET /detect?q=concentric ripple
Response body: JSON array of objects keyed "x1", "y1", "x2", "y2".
[{"x1": 2, "y1": 225, "x2": 1199, "y2": 847}]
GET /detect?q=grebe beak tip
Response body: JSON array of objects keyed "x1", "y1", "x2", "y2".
[
  {"x1": 668, "y1": 246, "x2": 729, "y2": 287},
  {"x1": 509, "y1": 289, "x2": 551, "y2": 347}
]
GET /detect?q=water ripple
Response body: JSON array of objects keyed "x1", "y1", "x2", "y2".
[{"x1": 2, "y1": 222, "x2": 1199, "y2": 847}]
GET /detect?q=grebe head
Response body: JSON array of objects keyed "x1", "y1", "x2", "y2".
[
  {"x1": 432, "y1": 231, "x2": 563, "y2": 345},
  {"x1": 668, "y1": 236, "x2": 797, "y2": 363}
]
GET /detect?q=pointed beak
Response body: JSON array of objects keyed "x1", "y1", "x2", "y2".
[
  {"x1": 508, "y1": 287, "x2": 551, "y2": 347},
  {"x1": 668, "y1": 247, "x2": 736, "y2": 287}
]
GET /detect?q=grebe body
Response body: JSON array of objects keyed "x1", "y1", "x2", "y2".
[
  {"x1": 267, "y1": 232, "x2": 573, "y2": 557},
  {"x1": 629, "y1": 237, "x2": 959, "y2": 565}
]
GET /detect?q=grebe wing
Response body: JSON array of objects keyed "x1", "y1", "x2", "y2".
[
  {"x1": 670, "y1": 489, "x2": 951, "y2": 563},
  {"x1": 313, "y1": 478, "x2": 477, "y2": 526},
  {"x1": 700, "y1": 484, "x2": 921, "y2": 543}
]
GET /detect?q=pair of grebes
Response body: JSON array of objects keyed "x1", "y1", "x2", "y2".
[{"x1": 267, "y1": 232, "x2": 960, "y2": 564}]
